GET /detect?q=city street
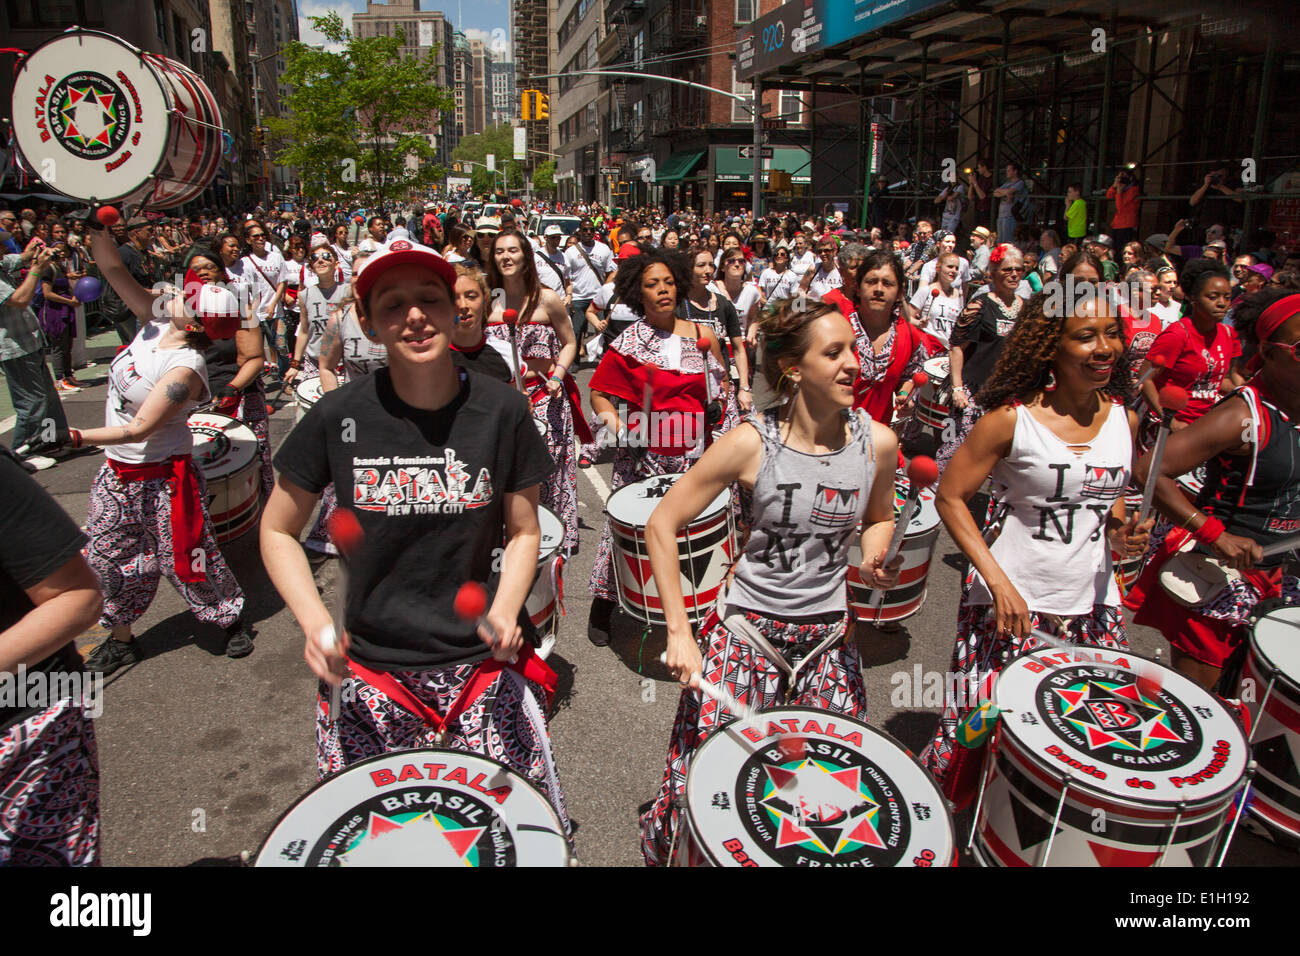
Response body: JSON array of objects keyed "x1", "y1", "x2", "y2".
[{"x1": 13, "y1": 357, "x2": 1292, "y2": 868}]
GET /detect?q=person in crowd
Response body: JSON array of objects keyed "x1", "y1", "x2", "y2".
[
  {"x1": 36, "y1": 243, "x2": 82, "y2": 393},
  {"x1": 1, "y1": 242, "x2": 68, "y2": 470},
  {"x1": 912, "y1": 252, "x2": 965, "y2": 351},
  {"x1": 564, "y1": 218, "x2": 615, "y2": 362},
  {"x1": 1064, "y1": 182, "x2": 1088, "y2": 244},
  {"x1": 1106, "y1": 168, "x2": 1142, "y2": 250},
  {"x1": 683, "y1": 248, "x2": 749, "y2": 412},
  {"x1": 799, "y1": 237, "x2": 842, "y2": 299},
  {"x1": 992, "y1": 163, "x2": 1027, "y2": 244}
]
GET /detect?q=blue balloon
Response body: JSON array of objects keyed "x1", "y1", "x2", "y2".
[{"x1": 73, "y1": 276, "x2": 103, "y2": 303}]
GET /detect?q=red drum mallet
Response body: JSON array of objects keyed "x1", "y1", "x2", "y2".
[
  {"x1": 869, "y1": 455, "x2": 940, "y2": 617},
  {"x1": 454, "y1": 581, "x2": 517, "y2": 663},
  {"x1": 321, "y1": 508, "x2": 364, "y2": 726},
  {"x1": 1136, "y1": 385, "x2": 1190, "y2": 524},
  {"x1": 1134, "y1": 353, "x2": 1167, "y2": 389}
]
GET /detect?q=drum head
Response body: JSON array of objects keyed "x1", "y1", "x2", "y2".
[
  {"x1": 922, "y1": 356, "x2": 950, "y2": 381},
  {"x1": 295, "y1": 376, "x2": 324, "y2": 404},
  {"x1": 255, "y1": 749, "x2": 569, "y2": 866},
  {"x1": 189, "y1": 412, "x2": 257, "y2": 475},
  {"x1": 1250, "y1": 605, "x2": 1300, "y2": 690},
  {"x1": 684, "y1": 707, "x2": 954, "y2": 866},
  {"x1": 606, "y1": 473, "x2": 729, "y2": 526},
  {"x1": 995, "y1": 646, "x2": 1248, "y2": 805},
  {"x1": 538, "y1": 505, "x2": 563, "y2": 560},
  {"x1": 895, "y1": 483, "x2": 940, "y2": 535},
  {"x1": 11, "y1": 31, "x2": 173, "y2": 203}
]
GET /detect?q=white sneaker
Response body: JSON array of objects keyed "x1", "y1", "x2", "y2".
[
  {"x1": 23, "y1": 455, "x2": 57, "y2": 470},
  {"x1": 538, "y1": 634, "x2": 556, "y2": 660}
]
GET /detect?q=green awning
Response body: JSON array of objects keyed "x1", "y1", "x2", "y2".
[
  {"x1": 655, "y1": 150, "x2": 706, "y2": 183},
  {"x1": 716, "y1": 146, "x2": 812, "y2": 184}
]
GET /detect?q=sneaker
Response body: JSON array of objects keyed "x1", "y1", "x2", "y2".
[
  {"x1": 86, "y1": 637, "x2": 140, "y2": 675},
  {"x1": 587, "y1": 597, "x2": 615, "y2": 647},
  {"x1": 22, "y1": 454, "x2": 57, "y2": 471},
  {"x1": 225, "y1": 619, "x2": 256, "y2": 658},
  {"x1": 578, "y1": 453, "x2": 594, "y2": 467},
  {"x1": 55, "y1": 379, "x2": 81, "y2": 393}
]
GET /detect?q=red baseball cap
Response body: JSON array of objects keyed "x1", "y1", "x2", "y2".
[
  {"x1": 353, "y1": 236, "x2": 458, "y2": 303},
  {"x1": 617, "y1": 243, "x2": 642, "y2": 260}
]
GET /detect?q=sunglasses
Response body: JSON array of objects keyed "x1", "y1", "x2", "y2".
[
  {"x1": 725, "y1": 257, "x2": 746, "y2": 266},
  {"x1": 248, "y1": 232, "x2": 266, "y2": 239},
  {"x1": 310, "y1": 251, "x2": 335, "y2": 263}
]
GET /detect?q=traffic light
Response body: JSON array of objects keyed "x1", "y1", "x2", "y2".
[
  {"x1": 252, "y1": 127, "x2": 264, "y2": 151},
  {"x1": 535, "y1": 93, "x2": 549, "y2": 121},
  {"x1": 521, "y1": 90, "x2": 534, "y2": 121},
  {"x1": 521, "y1": 90, "x2": 549, "y2": 122}
]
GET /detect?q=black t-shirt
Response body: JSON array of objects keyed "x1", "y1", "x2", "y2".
[
  {"x1": 204, "y1": 336, "x2": 239, "y2": 393},
  {"x1": 0, "y1": 447, "x2": 88, "y2": 730},
  {"x1": 677, "y1": 295, "x2": 741, "y2": 340},
  {"x1": 274, "y1": 366, "x2": 554, "y2": 670},
  {"x1": 450, "y1": 342, "x2": 513, "y2": 384},
  {"x1": 953, "y1": 293, "x2": 1018, "y2": 396}
]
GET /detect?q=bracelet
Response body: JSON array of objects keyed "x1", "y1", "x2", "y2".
[
  {"x1": 1193, "y1": 515, "x2": 1225, "y2": 545},
  {"x1": 69, "y1": 427, "x2": 82, "y2": 449},
  {"x1": 1179, "y1": 511, "x2": 1201, "y2": 531},
  {"x1": 552, "y1": 363, "x2": 568, "y2": 376},
  {"x1": 739, "y1": 386, "x2": 752, "y2": 393},
  {"x1": 289, "y1": 359, "x2": 302, "y2": 370}
]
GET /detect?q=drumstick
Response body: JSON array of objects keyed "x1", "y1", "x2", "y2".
[
  {"x1": 1260, "y1": 532, "x2": 1300, "y2": 559},
  {"x1": 898, "y1": 370, "x2": 927, "y2": 398},
  {"x1": 1136, "y1": 385, "x2": 1190, "y2": 524},
  {"x1": 323, "y1": 508, "x2": 365, "y2": 726},
  {"x1": 868, "y1": 456, "x2": 940, "y2": 615},
  {"x1": 1135, "y1": 353, "x2": 1167, "y2": 388},
  {"x1": 503, "y1": 308, "x2": 526, "y2": 396},
  {"x1": 454, "y1": 581, "x2": 517, "y2": 663}
]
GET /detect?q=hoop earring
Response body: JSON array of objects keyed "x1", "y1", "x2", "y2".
[
  {"x1": 777, "y1": 367, "x2": 800, "y2": 395},
  {"x1": 1044, "y1": 369, "x2": 1057, "y2": 392}
]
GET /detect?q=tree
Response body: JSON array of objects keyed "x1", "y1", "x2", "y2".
[
  {"x1": 533, "y1": 160, "x2": 556, "y2": 195},
  {"x1": 267, "y1": 12, "x2": 454, "y2": 207},
  {"x1": 452, "y1": 123, "x2": 526, "y2": 195}
]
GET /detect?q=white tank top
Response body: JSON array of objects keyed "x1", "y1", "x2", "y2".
[
  {"x1": 104, "y1": 322, "x2": 208, "y2": 464},
  {"x1": 967, "y1": 399, "x2": 1130, "y2": 614},
  {"x1": 338, "y1": 305, "x2": 388, "y2": 381}
]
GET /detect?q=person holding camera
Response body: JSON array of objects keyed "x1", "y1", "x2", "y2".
[{"x1": 1106, "y1": 169, "x2": 1142, "y2": 251}]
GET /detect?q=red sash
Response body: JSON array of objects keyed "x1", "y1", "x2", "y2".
[
  {"x1": 525, "y1": 373, "x2": 595, "y2": 445},
  {"x1": 853, "y1": 316, "x2": 918, "y2": 423},
  {"x1": 109, "y1": 455, "x2": 207, "y2": 583},
  {"x1": 589, "y1": 345, "x2": 708, "y2": 455},
  {"x1": 346, "y1": 645, "x2": 557, "y2": 737}
]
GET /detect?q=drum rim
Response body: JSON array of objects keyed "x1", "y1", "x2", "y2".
[
  {"x1": 254, "y1": 746, "x2": 569, "y2": 866},
  {"x1": 536, "y1": 504, "x2": 565, "y2": 561},
  {"x1": 605, "y1": 473, "x2": 729, "y2": 523},
  {"x1": 682, "y1": 705, "x2": 956, "y2": 866},
  {"x1": 189, "y1": 414, "x2": 259, "y2": 471},
  {"x1": 1248, "y1": 606, "x2": 1300, "y2": 695},
  {"x1": 992, "y1": 646, "x2": 1250, "y2": 810}
]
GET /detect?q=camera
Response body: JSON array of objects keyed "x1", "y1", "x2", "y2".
[
  {"x1": 1210, "y1": 171, "x2": 1225, "y2": 185},
  {"x1": 1117, "y1": 170, "x2": 1135, "y2": 186}
]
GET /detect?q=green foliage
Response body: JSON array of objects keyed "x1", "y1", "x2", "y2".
[
  {"x1": 451, "y1": 123, "x2": 526, "y2": 195},
  {"x1": 532, "y1": 159, "x2": 556, "y2": 194},
  {"x1": 267, "y1": 12, "x2": 454, "y2": 206}
]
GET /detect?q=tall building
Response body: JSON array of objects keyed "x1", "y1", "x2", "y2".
[
  {"x1": 244, "y1": 0, "x2": 300, "y2": 200},
  {"x1": 512, "y1": 0, "x2": 552, "y2": 173},
  {"x1": 207, "y1": 0, "x2": 260, "y2": 206},
  {"x1": 552, "y1": 0, "x2": 603, "y2": 202},
  {"x1": 453, "y1": 32, "x2": 470, "y2": 138},
  {"x1": 469, "y1": 38, "x2": 493, "y2": 136},
  {"x1": 352, "y1": 0, "x2": 459, "y2": 163},
  {"x1": 491, "y1": 62, "x2": 517, "y2": 127}
]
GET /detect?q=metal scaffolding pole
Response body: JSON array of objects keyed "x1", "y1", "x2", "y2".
[
  {"x1": 753, "y1": 78, "x2": 764, "y2": 218},
  {"x1": 1243, "y1": 33, "x2": 1278, "y2": 238},
  {"x1": 1094, "y1": 2, "x2": 1118, "y2": 222},
  {"x1": 914, "y1": 42, "x2": 928, "y2": 221},
  {"x1": 991, "y1": 18, "x2": 1011, "y2": 173}
]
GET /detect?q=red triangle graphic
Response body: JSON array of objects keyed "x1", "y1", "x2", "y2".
[
  {"x1": 1086, "y1": 724, "x2": 1120, "y2": 748},
  {"x1": 829, "y1": 766, "x2": 861, "y2": 791},
  {"x1": 1113, "y1": 683, "x2": 1143, "y2": 701},
  {"x1": 366, "y1": 812, "x2": 404, "y2": 838},
  {"x1": 1056, "y1": 688, "x2": 1085, "y2": 710},
  {"x1": 64, "y1": 122, "x2": 81, "y2": 140},
  {"x1": 764, "y1": 765, "x2": 797, "y2": 789},
  {"x1": 93, "y1": 128, "x2": 112, "y2": 146},
  {"x1": 1145, "y1": 719, "x2": 1183, "y2": 743},
  {"x1": 67, "y1": 87, "x2": 85, "y2": 105},
  {"x1": 844, "y1": 814, "x2": 886, "y2": 849},
  {"x1": 442, "y1": 826, "x2": 486, "y2": 859},
  {"x1": 775, "y1": 815, "x2": 816, "y2": 848},
  {"x1": 1088, "y1": 840, "x2": 1161, "y2": 867}
]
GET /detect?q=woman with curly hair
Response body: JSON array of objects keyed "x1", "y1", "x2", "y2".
[
  {"x1": 638, "y1": 298, "x2": 901, "y2": 865},
  {"x1": 585, "y1": 247, "x2": 730, "y2": 646},
  {"x1": 1124, "y1": 288, "x2": 1300, "y2": 691},
  {"x1": 921, "y1": 290, "x2": 1151, "y2": 796},
  {"x1": 937, "y1": 243, "x2": 1028, "y2": 471}
]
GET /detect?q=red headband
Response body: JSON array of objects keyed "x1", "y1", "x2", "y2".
[{"x1": 1247, "y1": 293, "x2": 1300, "y2": 373}]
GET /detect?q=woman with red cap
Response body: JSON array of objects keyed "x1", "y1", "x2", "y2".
[
  {"x1": 260, "y1": 235, "x2": 567, "y2": 823},
  {"x1": 74, "y1": 228, "x2": 253, "y2": 674},
  {"x1": 1125, "y1": 289, "x2": 1300, "y2": 691}
]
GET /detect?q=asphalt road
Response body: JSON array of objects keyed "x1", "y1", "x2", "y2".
[{"x1": 12, "y1": 360, "x2": 1295, "y2": 868}]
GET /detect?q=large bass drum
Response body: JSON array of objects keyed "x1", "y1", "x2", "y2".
[{"x1": 10, "y1": 29, "x2": 223, "y2": 209}]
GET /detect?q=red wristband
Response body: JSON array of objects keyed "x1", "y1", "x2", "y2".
[
  {"x1": 70, "y1": 428, "x2": 82, "y2": 449},
  {"x1": 1193, "y1": 515, "x2": 1225, "y2": 545}
]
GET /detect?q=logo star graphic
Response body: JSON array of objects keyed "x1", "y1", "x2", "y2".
[
  {"x1": 338, "y1": 810, "x2": 485, "y2": 866},
  {"x1": 60, "y1": 85, "x2": 117, "y2": 148},
  {"x1": 759, "y1": 759, "x2": 884, "y2": 856},
  {"x1": 1055, "y1": 679, "x2": 1184, "y2": 752}
]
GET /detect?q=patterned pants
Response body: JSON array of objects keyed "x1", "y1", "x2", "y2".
[
  {"x1": 0, "y1": 699, "x2": 100, "y2": 866},
  {"x1": 84, "y1": 461, "x2": 245, "y2": 630},
  {"x1": 317, "y1": 665, "x2": 569, "y2": 831},
  {"x1": 238, "y1": 389, "x2": 274, "y2": 501},
  {"x1": 535, "y1": 388, "x2": 578, "y2": 552},
  {"x1": 921, "y1": 597, "x2": 1129, "y2": 784},
  {"x1": 639, "y1": 608, "x2": 867, "y2": 866},
  {"x1": 589, "y1": 448, "x2": 694, "y2": 602},
  {"x1": 936, "y1": 402, "x2": 982, "y2": 475},
  {"x1": 303, "y1": 484, "x2": 339, "y2": 555}
]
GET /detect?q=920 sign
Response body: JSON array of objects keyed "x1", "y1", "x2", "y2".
[{"x1": 761, "y1": 21, "x2": 785, "y2": 53}]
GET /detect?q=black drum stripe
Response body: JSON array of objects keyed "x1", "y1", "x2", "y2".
[
  {"x1": 1251, "y1": 773, "x2": 1300, "y2": 815},
  {"x1": 849, "y1": 577, "x2": 928, "y2": 608}
]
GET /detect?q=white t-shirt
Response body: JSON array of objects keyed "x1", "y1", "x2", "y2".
[
  {"x1": 759, "y1": 267, "x2": 801, "y2": 302},
  {"x1": 242, "y1": 249, "x2": 290, "y2": 323},
  {"x1": 1151, "y1": 300, "x2": 1182, "y2": 328},
  {"x1": 332, "y1": 244, "x2": 354, "y2": 283},
  {"x1": 713, "y1": 281, "x2": 762, "y2": 330},
  {"x1": 535, "y1": 247, "x2": 568, "y2": 293},
  {"x1": 918, "y1": 256, "x2": 972, "y2": 291},
  {"x1": 593, "y1": 281, "x2": 639, "y2": 330},
  {"x1": 910, "y1": 286, "x2": 964, "y2": 348},
  {"x1": 789, "y1": 250, "x2": 816, "y2": 277},
  {"x1": 104, "y1": 321, "x2": 208, "y2": 464},
  {"x1": 807, "y1": 267, "x2": 842, "y2": 301},
  {"x1": 565, "y1": 240, "x2": 614, "y2": 299},
  {"x1": 357, "y1": 236, "x2": 384, "y2": 255},
  {"x1": 299, "y1": 281, "x2": 350, "y2": 362}
]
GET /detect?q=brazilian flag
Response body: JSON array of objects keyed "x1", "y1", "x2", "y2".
[{"x1": 956, "y1": 701, "x2": 1000, "y2": 749}]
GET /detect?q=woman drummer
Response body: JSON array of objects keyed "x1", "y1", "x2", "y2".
[
  {"x1": 260, "y1": 236, "x2": 567, "y2": 821},
  {"x1": 585, "y1": 247, "x2": 731, "y2": 647},
  {"x1": 1124, "y1": 290, "x2": 1300, "y2": 691},
  {"x1": 450, "y1": 262, "x2": 515, "y2": 384},
  {"x1": 75, "y1": 219, "x2": 254, "y2": 674},
  {"x1": 921, "y1": 290, "x2": 1151, "y2": 794},
  {"x1": 486, "y1": 229, "x2": 582, "y2": 552},
  {"x1": 639, "y1": 298, "x2": 902, "y2": 865},
  {"x1": 285, "y1": 240, "x2": 348, "y2": 383}
]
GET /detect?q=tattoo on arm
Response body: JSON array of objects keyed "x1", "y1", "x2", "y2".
[{"x1": 165, "y1": 381, "x2": 191, "y2": 404}]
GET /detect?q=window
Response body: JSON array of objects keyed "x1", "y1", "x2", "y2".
[
  {"x1": 735, "y1": 0, "x2": 756, "y2": 23},
  {"x1": 632, "y1": 31, "x2": 643, "y2": 69},
  {"x1": 779, "y1": 90, "x2": 803, "y2": 125},
  {"x1": 155, "y1": 0, "x2": 167, "y2": 39},
  {"x1": 6, "y1": 0, "x2": 104, "y2": 26},
  {"x1": 731, "y1": 68, "x2": 754, "y2": 124}
]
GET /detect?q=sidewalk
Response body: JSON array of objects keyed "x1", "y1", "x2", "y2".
[{"x1": 0, "y1": 327, "x2": 121, "y2": 434}]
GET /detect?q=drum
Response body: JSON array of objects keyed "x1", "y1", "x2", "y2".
[
  {"x1": 915, "y1": 356, "x2": 951, "y2": 431},
  {"x1": 1241, "y1": 605, "x2": 1300, "y2": 845},
  {"x1": 189, "y1": 412, "x2": 260, "y2": 544},
  {"x1": 525, "y1": 506, "x2": 565, "y2": 649},
  {"x1": 677, "y1": 706, "x2": 955, "y2": 866},
  {"x1": 254, "y1": 749, "x2": 570, "y2": 866},
  {"x1": 11, "y1": 30, "x2": 223, "y2": 209},
  {"x1": 606, "y1": 473, "x2": 734, "y2": 626},
  {"x1": 846, "y1": 477, "x2": 941, "y2": 624},
  {"x1": 974, "y1": 646, "x2": 1250, "y2": 867},
  {"x1": 534, "y1": 415, "x2": 548, "y2": 439},
  {"x1": 295, "y1": 376, "x2": 323, "y2": 423},
  {"x1": 1176, "y1": 464, "x2": 1205, "y2": 505},
  {"x1": 1116, "y1": 489, "x2": 1146, "y2": 593}
]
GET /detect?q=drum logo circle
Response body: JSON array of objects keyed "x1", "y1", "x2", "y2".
[
  {"x1": 46, "y1": 73, "x2": 131, "y2": 159},
  {"x1": 737, "y1": 742, "x2": 909, "y2": 866},
  {"x1": 303, "y1": 788, "x2": 516, "y2": 866},
  {"x1": 191, "y1": 425, "x2": 231, "y2": 466},
  {"x1": 1034, "y1": 664, "x2": 1201, "y2": 770}
]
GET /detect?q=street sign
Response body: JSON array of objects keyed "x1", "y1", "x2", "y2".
[
  {"x1": 738, "y1": 146, "x2": 774, "y2": 160},
  {"x1": 600, "y1": 166, "x2": 620, "y2": 175},
  {"x1": 762, "y1": 118, "x2": 788, "y2": 130},
  {"x1": 513, "y1": 127, "x2": 527, "y2": 161}
]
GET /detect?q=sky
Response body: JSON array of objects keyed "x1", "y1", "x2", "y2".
[{"x1": 297, "y1": 0, "x2": 513, "y2": 60}]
